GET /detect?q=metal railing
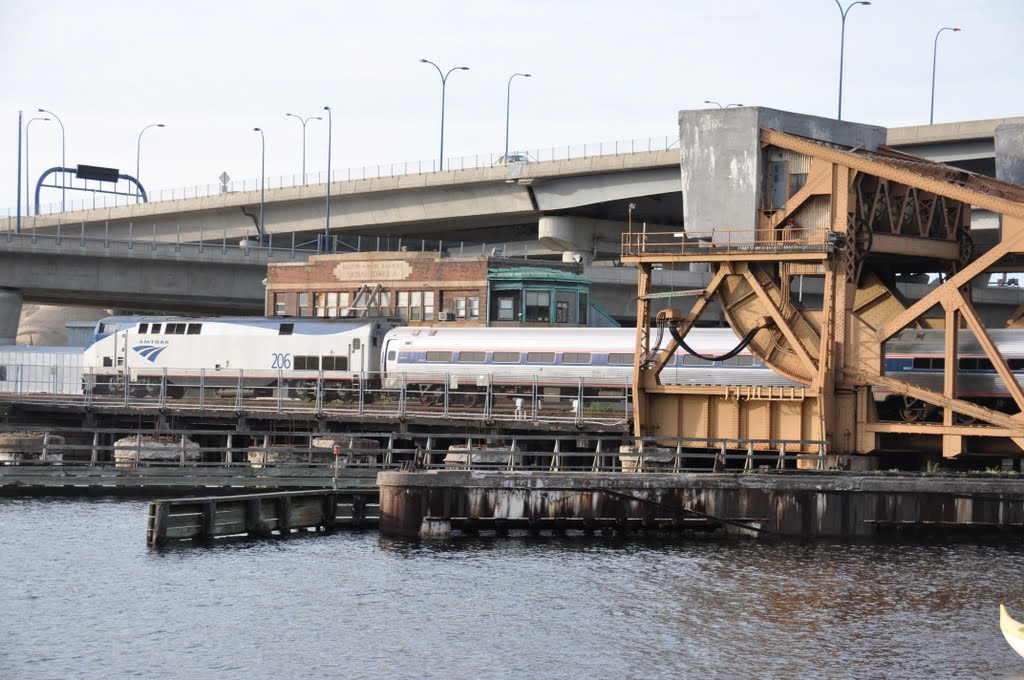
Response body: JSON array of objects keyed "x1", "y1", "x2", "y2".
[
  {"x1": 0, "y1": 220, "x2": 581, "y2": 262},
  {"x1": 0, "y1": 424, "x2": 829, "y2": 473},
  {"x1": 9, "y1": 135, "x2": 680, "y2": 217},
  {"x1": 622, "y1": 227, "x2": 839, "y2": 257},
  {"x1": 2, "y1": 365, "x2": 634, "y2": 428}
]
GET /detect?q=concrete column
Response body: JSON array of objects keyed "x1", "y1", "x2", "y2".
[
  {"x1": 538, "y1": 215, "x2": 629, "y2": 264},
  {"x1": 995, "y1": 124, "x2": 1024, "y2": 186},
  {"x1": 678, "y1": 107, "x2": 886, "y2": 243},
  {"x1": 0, "y1": 289, "x2": 23, "y2": 345}
]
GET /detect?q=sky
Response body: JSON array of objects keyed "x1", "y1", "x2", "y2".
[{"x1": 1, "y1": 0, "x2": 1022, "y2": 216}]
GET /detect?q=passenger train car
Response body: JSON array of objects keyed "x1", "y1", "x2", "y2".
[
  {"x1": 81, "y1": 316, "x2": 401, "y2": 398},
  {"x1": 880, "y1": 328, "x2": 1024, "y2": 420},
  {"x1": 382, "y1": 326, "x2": 802, "y2": 405}
]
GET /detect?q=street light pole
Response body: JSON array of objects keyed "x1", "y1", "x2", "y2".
[
  {"x1": 25, "y1": 115, "x2": 50, "y2": 216},
  {"x1": 704, "y1": 101, "x2": 743, "y2": 108},
  {"x1": 834, "y1": 0, "x2": 871, "y2": 121},
  {"x1": 504, "y1": 72, "x2": 531, "y2": 161},
  {"x1": 930, "y1": 26, "x2": 961, "y2": 124},
  {"x1": 285, "y1": 112, "x2": 322, "y2": 185},
  {"x1": 420, "y1": 59, "x2": 470, "y2": 171},
  {"x1": 253, "y1": 127, "x2": 265, "y2": 242},
  {"x1": 37, "y1": 108, "x2": 65, "y2": 211},
  {"x1": 323, "y1": 105, "x2": 332, "y2": 253},
  {"x1": 136, "y1": 122, "x2": 165, "y2": 202}
]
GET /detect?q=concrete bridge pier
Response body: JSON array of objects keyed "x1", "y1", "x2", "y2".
[
  {"x1": 996, "y1": 124, "x2": 1024, "y2": 186},
  {"x1": 0, "y1": 289, "x2": 23, "y2": 344},
  {"x1": 538, "y1": 215, "x2": 633, "y2": 265}
]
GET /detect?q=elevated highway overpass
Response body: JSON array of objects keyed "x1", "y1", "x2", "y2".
[{"x1": 2, "y1": 113, "x2": 1024, "y2": 343}]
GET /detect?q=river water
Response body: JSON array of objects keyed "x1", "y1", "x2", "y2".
[{"x1": 3, "y1": 498, "x2": 1024, "y2": 679}]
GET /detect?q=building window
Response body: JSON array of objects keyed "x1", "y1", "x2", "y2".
[
  {"x1": 556, "y1": 291, "x2": 574, "y2": 324},
  {"x1": 298, "y1": 292, "x2": 310, "y2": 316},
  {"x1": 315, "y1": 292, "x2": 327, "y2": 317},
  {"x1": 497, "y1": 297, "x2": 515, "y2": 321},
  {"x1": 274, "y1": 294, "x2": 287, "y2": 316},
  {"x1": 525, "y1": 291, "x2": 550, "y2": 322},
  {"x1": 578, "y1": 293, "x2": 588, "y2": 325},
  {"x1": 424, "y1": 292, "x2": 434, "y2": 321},
  {"x1": 454, "y1": 297, "x2": 480, "y2": 319}
]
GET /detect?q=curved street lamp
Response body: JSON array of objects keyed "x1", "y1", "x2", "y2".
[
  {"x1": 25, "y1": 116, "x2": 51, "y2": 215},
  {"x1": 136, "y1": 123, "x2": 166, "y2": 202},
  {"x1": 834, "y1": 0, "x2": 871, "y2": 120},
  {"x1": 323, "y1": 105, "x2": 333, "y2": 253},
  {"x1": 930, "y1": 27, "x2": 961, "y2": 124},
  {"x1": 704, "y1": 101, "x2": 743, "y2": 108},
  {"x1": 253, "y1": 127, "x2": 265, "y2": 241},
  {"x1": 420, "y1": 58, "x2": 470, "y2": 171},
  {"x1": 37, "y1": 108, "x2": 65, "y2": 211},
  {"x1": 504, "y1": 72, "x2": 531, "y2": 161},
  {"x1": 285, "y1": 112, "x2": 322, "y2": 185}
]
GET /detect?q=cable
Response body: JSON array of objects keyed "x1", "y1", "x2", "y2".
[{"x1": 669, "y1": 323, "x2": 765, "y2": 362}]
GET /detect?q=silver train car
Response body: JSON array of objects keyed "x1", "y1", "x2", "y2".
[
  {"x1": 82, "y1": 316, "x2": 400, "y2": 398},
  {"x1": 881, "y1": 328, "x2": 1024, "y2": 420},
  {"x1": 381, "y1": 326, "x2": 801, "y2": 405}
]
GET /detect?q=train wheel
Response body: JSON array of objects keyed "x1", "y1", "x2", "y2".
[
  {"x1": 898, "y1": 398, "x2": 928, "y2": 423},
  {"x1": 460, "y1": 392, "x2": 481, "y2": 408},
  {"x1": 418, "y1": 385, "x2": 440, "y2": 407}
]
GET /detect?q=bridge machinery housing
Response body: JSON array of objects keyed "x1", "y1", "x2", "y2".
[{"x1": 623, "y1": 107, "x2": 1024, "y2": 464}]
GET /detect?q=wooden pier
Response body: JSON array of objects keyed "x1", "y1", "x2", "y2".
[{"x1": 147, "y1": 489, "x2": 378, "y2": 547}]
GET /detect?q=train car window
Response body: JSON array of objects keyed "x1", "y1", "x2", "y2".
[
  {"x1": 608, "y1": 353, "x2": 634, "y2": 365},
  {"x1": 187, "y1": 324, "x2": 202, "y2": 335},
  {"x1": 167, "y1": 323, "x2": 187, "y2": 335},
  {"x1": 103, "y1": 357, "x2": 113, "y2": 367},
  {"x1": 425, "y1": 351, "x2": 453, "y2": 362},
  {"x1": 562, "y1": 352, "x2": 592, "y2": 364},
  {"x1": 387, "y1": 351, "x2": 397, "y2": 362},
  {"x1": 959, "y1": 358, "x2": 994, "y2": 371},
  {"x1": 459, "y1": 352, "x2": 485, "y2": 363},
  {"x1": 150, "y1": 324, "x2": 161, "y2": 334},
  {"x1": 493, "y1": 352, "x2": 521, "y2": 363},
  {"x1": 294, "y1": 356, "x2": 320, "y2": 370},
  {"x1": 682, "y1": 355, "x2": 714, "y2": 366},
  {"x1": 138, "y1": 323, "x2": 149, "y2": 334},
  {"x1": 279, "y1": 323, "x2": 294, "y2": 336},
  {"x1": 322, "y1": 356, "x2": 349, "y2": 371},
  {"x1": 912, "y1": 357, "x2": 944, "y2": 370},
  {"x1": 527, "y1": 352, "x2": 556, "y2": 364},
  {"x1": 1010, "y1": 359, "x2": 1024, "y2": 371},
  {"x1": 0, "y1": 366, "x2": 5, "y2": 381}
]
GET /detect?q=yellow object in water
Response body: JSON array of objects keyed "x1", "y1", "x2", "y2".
[{"x1": 1000, "y1": 604, "x2": 1024, "y2": 658}]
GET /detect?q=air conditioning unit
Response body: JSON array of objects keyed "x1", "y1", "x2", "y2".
[{"x1": 437, "y1": 312, "x2": 456, "y2": 321}]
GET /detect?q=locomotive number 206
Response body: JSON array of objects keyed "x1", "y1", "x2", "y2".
[{"x1": 271, "y1": 353, "x2": 292, "y2": 369}]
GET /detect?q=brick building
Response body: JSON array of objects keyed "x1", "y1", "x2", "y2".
[{"x1": 265, "y1": 252, "x2": 600, "y2": 327}]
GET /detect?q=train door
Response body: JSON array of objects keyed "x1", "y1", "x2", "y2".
[{"x1": 349, "y1": 337, "x2": 364, "y2": 376}]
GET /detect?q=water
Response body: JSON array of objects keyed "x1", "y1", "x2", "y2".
[{"x1": 3, "y1": 498, "x2": 1024, "y2": 679}]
